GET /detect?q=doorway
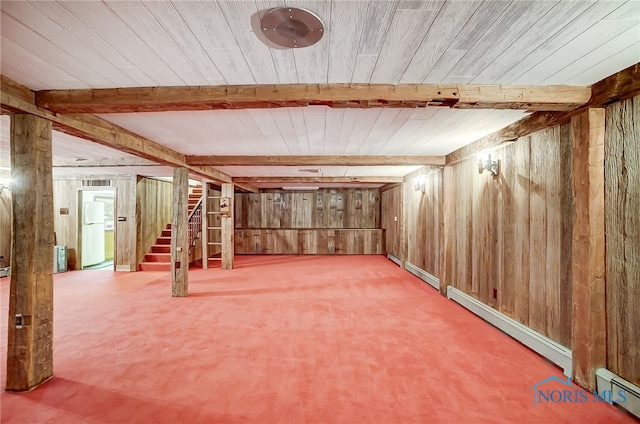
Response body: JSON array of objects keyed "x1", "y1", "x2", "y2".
[{"x1": 78, "y1": 188, "x2": 116, "y2": 270}]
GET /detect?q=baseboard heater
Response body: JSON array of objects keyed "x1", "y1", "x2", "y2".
[
  {"x1": 386, "y1": 253, "x2": 402, "y2": 267},
  {"x1": 596, "y1": 368, "x2": 640, "y2": 418},
  {"x1": 446, "y1": 286, "x2": 572, "y2": 377},
  {"x1": 405, "y1": 262, "x2": 440, "y2": 291}
]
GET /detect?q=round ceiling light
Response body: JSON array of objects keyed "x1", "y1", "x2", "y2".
[{"x1": 260, "y1": 7, "x2": 324, "y2": 49}]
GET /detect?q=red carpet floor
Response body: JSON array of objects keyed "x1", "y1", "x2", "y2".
[{"x1": 0, "y1": 255, "x2": 635, "y2": 423}]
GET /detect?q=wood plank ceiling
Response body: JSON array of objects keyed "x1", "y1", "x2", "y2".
[{"x1": 1, "y1": 0, "x2": 639, "y2": 186}]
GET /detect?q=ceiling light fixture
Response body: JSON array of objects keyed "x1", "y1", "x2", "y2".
[{"x1": 260, "y1": 7, "x2": 324, "y2": 49}]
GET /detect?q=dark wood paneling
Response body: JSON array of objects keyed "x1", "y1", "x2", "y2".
[
  {"x1": 235, "y1": 229, "x2": 383, "y2": 255},
  {"x1": 235, "y1": 189, "x2": 380, "y2": 229},
  {"x1": 605, "y1": 95, "x2": 640, "y2": 386}
]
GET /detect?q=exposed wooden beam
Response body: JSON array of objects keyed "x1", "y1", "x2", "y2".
[
  {"x1": 232, "y1": 176, "x2": 404, "y2": 184},
  {"x1": 446, "y1": 63, "x2": 640, "y2": 165},
  {"x1": 52, "y1": 157, "x2": 159, "y2": 167},
  {"x1": 34, "y1": 83, "x2": 591, "y2": 113},
  {"x1": 186, "y1": 155, "x2": 446, "y2": 166},
  {"x1": 233, "y1": 182, "x2": 259, "y2": 194},
  {"x1": 7, "y1": 114, "x2": 54, "y2": 391},
  {"x1": 171, "y1": 167, "x2": 189, "y2": 297},
  {"x1": 378, "y1": 183, "x2": 401, "y2": 193},
  {"x1": 571, "y1": 108, "x2": 606, "y2": 390},
  {"x1": 1, "y1": 75, "x2": 231, "y2": 184},
  {"x1": 589, "y1": 62, "x2": 640, "y2": 106}
]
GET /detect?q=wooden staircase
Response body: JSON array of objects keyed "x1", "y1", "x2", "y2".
[{"x1": 139, "y1": 187, "x2": 202, "y2": 271}]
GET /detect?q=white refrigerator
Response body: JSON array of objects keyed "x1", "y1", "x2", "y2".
[{"x1": 82, "y1": 201, "x2": 105, "y2": 267}]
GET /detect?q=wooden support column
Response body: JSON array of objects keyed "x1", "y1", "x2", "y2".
[
  {"x1": 221, "y1": 183, "x2": 234, "y2": 269},
  {"x1": 439, "y1": 166, "x2": 454, "y2": 296},
  {"x1": 171, "y1": 167, "x2": 189, "y2": 297},
  {"x1": 6, "y1": 114, "x2": 54, "y2": 391},
  {"x1": 201, "y1": 180, "x2": 209, "y2": 270},
  {"x1": 571, "y1": 108, "x2": 606, "y2": 390}
]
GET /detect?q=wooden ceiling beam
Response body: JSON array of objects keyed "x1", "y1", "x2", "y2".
[
  {"x1": 52, "y1": 157, "x2": 159, "y2": 167},
  {"x1": 1, "y1": 75, "x2": 232, "y2": 184},
  {"x1": 35, "y1": 83, "x2": 591, "y2": 113},
  {"x1": 446, "y1": 62, "x2": 640, "y2": 165},
  {"x1": 186, "y1": 155, "x2": 446, "y2": 166},
  {"x1": 232, "y1": 176, "x2": 404, "y2": 184}
]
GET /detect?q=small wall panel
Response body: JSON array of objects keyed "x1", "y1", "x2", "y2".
[
  {"x1": 235, "y1": 229, "x2": 383, "y2": 255},
  {"x1": 235, "y1": 189, "x2": 380, "y2": 229},
  {"x1": 605, "y1": 95, "x2": 640, "y2": 386}
]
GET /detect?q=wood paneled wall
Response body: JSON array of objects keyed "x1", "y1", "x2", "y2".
[
  {"x1": 53, "y1": 176, "x2": 137, "y2": 271},
  {"x1": 450, "y1": 127, "x2": 573, "y2": 347},
  {"x1": 235, "y1": 229, "x2": 383, "y2": 255},
  {"x1": 135, "y1": 177, "x2": 172, "y2": 266},
  {"x1": 381, "y1": 186, "x2": 402, "y2": 258},
  {"x1": 0, "y1": 190, "x2": 11, "y2": 265},
  {"x1": 235, "y1": 189, "x2": 380, "y2": 229},
  {"x1": 605, "y1": 95, "x2": 640, "y2": 386},
  {"x1": 403, "y1": 169, "x2": 442, "y2": 276}
]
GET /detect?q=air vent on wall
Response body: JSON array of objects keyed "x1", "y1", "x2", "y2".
[{"x1": 81, "y1": 179, "x2": 112, "y2": 187}]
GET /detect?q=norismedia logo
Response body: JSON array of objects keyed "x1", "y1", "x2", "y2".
[{"x1": 531, "y1": 376, "x2": 628, "y2": 406}]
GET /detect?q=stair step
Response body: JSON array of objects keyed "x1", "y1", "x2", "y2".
[
  {"x1": 189, "y1": 194, "x2": 201, "y2": 199},
  {"x1": 156, "y1": 236, "x2": 172, "y2": 245},
  {"x1": 188, "y1": 199, "x2": 199, "y2": 204},
  {"x1": 161, "y1": 229, "x2": 172, "y2": 237},
  {"x1": 166, "y1": 222, "x2": 172, "y2": 229},
  {"x1": 139, "y1": 262, "x2": 171, "y2": 272},
  {"x1": 144, "y1": 253, "x2": 171, "y2": 262},
  {"x1": 151, "y1": 245, "x2": 171, "y2": 253}
]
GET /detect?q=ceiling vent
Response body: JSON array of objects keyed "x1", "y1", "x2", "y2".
[{"x1": 260, "y1": 7, "x2": 324, "y2": 49}]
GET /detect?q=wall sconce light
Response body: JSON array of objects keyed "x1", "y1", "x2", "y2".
[
  {"x1": 478, "y1": 154, "x2": 499, "y2": 177},
  {"x1": 414, "y1": 174, "x2": 426, "y2": 193}
]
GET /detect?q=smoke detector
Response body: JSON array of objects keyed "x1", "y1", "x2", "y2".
[{"x1": 260, "y1": 7, "x2": 324, "y2": 49}]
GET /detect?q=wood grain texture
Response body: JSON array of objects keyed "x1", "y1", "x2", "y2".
[
  {"x1": 113, "y1": 177, "x2": 137, "y2": 271},
  {"x1": 0, "y1": 190, "x2": 11, "y2": 265},
  {"x1": 221, "y1": 183, "x2": 234, "y2": 269},
  {"x1": 1, "y1": 77, "x2": 232, "y2": 184},
  {"x1": 33, "y1": 83, "x2": 591, "y2": 113},
  {"x1": 440, "y1": 126, "x2": 572, "y2": 346},
  {"x1": 187, "y1": 155, "x2": 446, "y2": 166},
  {"x1": 135, "y1": 177, "x2": 172, "y2": 267},
  {"x1": 403, "y1": 167, "x2": 442, "y2": 277},
  {"x1": 235, "y1": 189, "x2": 380, "y2": 230},
  {"x1": 381, "y1": 185, "x2": 402, "y2": 258},
  {"x1": 605, "y1": 95, "x2": 640, "y2": 387},
  {"x1": 171, "y1": 168, "x2": 189, "y2": 297},
  {"x1": 235, "y1": 229, "x2": 383, "y2": 255},
  {"x1": 571, "y1": 108, "x2": 606, "y2": 390},
  {"x1": 6, "y1": 114, "x2": 53, "y2": 391}
]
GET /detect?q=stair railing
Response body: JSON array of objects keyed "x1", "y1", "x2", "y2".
[{"x1": 187, "y1": 196, "x2": 203, "y2": 249}]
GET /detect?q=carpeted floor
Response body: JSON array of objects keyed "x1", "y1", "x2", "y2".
[{"x1": 0, "y1": 255, "x2": 635, "y2": 423}]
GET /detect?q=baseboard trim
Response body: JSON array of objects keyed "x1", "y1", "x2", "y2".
[
  {"x1": 386, "y1": 253, "x2": 402, "y2": 267},
  {"x1": 115, "y1": 265, "x2": 132, "y2": 272},
  {"x1": 596, "y1": 368, "x2": 640, "y2": 418},
  {"x1": 405, "y1": 262, "x2": 439, "y2": 291},
  {"x1": 446, "y1": 286, "x2": 572, "y2": 377}
]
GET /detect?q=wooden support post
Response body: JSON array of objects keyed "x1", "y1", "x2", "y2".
[
  {"x1": 571, "y1": 108, "x2": 606, "y2": 390},
  {"x1": 201, "y1": 180, "x2": 208, "y2": 270},
  {"x1": 171, "y1": 167, "x2": 189, "y2": 297},
  {"x1": 6, "y1": 114, "x2": 54, "y2": 391},
  {"x1": 439, "y1": 166, "x2": 454, "y2": 296},
  {"x1": 221, "y1": 183, "x2": 234, "y2": 269}
]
